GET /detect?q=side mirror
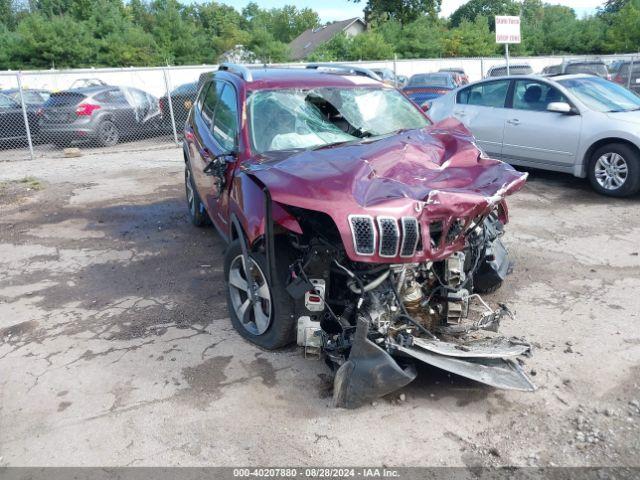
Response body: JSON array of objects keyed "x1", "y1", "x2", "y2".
[
  {"x1": 547, "y1": 102, "x2": 573, "y2": 114},
  {"x1": 421, "y1": 102, "x2": 431, "y2": 112}
]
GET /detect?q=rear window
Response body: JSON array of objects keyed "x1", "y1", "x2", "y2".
[
  {"x1": 565, "y1": 63, "x2": 608, "y2": 77},
  {"x1": 45, "y1": 92, "x2": 86, "y2": 107},
  {"x1": 490, "y1": 65, "x2": 533, "y2": 76},
  {"x1": 409, "y1": 74, "x2": 452, "y2": 87},
  {"x1": 618, "y1": 63, "x2": 640, "y2": 77},
  {"x1": 0, "y1": 93, "x2": 17, "y2": 108}
]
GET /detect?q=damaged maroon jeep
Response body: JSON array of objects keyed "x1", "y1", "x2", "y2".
[{"x1": 183, "y1": 64, "x2": 535, "y2": 408}]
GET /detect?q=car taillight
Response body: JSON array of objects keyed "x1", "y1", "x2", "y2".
[
  {"x1": 614, "y1": 75, "x2": 624, "y2": 84},
  {"x1": 159, "y1": 98, "x2": 164, "y2": 110},
  {"x1": 76, "y1": 103, "x2": 101, "y2": 116}
]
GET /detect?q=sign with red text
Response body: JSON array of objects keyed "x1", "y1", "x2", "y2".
[{"x1": 495, "y1": 16, "x2": 521, "y2": 44}]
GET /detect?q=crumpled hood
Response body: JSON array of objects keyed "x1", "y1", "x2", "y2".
[
  {"x1": 245, "y1": 119, "x2": 527, "y2": 263},
  {"x1": 246, "y1": 119, "x2": 525, "y2": 208}
]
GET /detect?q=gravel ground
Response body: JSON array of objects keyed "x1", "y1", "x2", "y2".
[{"x1": 0, "y1": 146, "x2": 639, "y2": 467}]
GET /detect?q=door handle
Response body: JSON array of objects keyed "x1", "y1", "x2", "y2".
[
  {"x1": 454, "y1": 110, "x2": 466, "y2": 117},
  {"x1": 507, "y1": 119, "x2": 520, "y2": 126}
]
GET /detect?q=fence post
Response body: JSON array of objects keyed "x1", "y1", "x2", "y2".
[
  {"x1": 16, "y1": 71, "x2": 35, "y2": 161},
  {"x1": 162, "y1": 67, "x2": 179, "y2": 145},
  {"x1": 480, "y1": 58, "x2": 485, "y2": 79},
  {"x1": 628, "y1": 56, "x2": 634, "y2": 90}
]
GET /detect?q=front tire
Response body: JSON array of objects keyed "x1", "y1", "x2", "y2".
[
  {"x1": 588, "y1": 143, "x2": 640, "y2": 197},
  {"x1": 224, "y1": 240, "x2": 295, "y2": 350}
]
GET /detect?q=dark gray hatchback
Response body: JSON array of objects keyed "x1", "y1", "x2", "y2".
[{"x1": 39, "y1": 86, "x2": 162, "y2": 147}]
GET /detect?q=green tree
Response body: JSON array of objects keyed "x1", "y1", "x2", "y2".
[
  {"x1": 449, "y1": 0, "x2": 519, "y2": 29},
  {"x1": 352, "y1": 0, "x2": 441, "y2": 25},
  {"x1": 605, "y1": 0, "x2": 640, "y2": 52},
  {"x1": 386, "y1": 17, "x2": 446, "y2": 58},
  {"x1": 445, "y1": 16, "x2": 496, "y2": 56},
  {"x1": 12, "y1": 13, "x2": 96, "y2": 67},
  {"x1": 347, "y1": 31, "x2": 394, "y2": 59},
  {"x1": 539, "y1": 4, "x2": 578, "y2": 54}
]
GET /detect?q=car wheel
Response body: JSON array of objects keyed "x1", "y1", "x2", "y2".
[
  {"x1": 224, "y1": 239, "x2": 296, "y2": 350},
  {"x1": 184, "y1": 166, "x2": 209, "y2": 227},
  {"x1": 588, "y1": 143, "x2": 640, "y2": 197},
  {"x1": 96, "y1": 120, "x2": 119, "y2": 147}
]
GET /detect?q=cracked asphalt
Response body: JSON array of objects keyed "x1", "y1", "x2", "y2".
[{"x1": 0, "y1": 147, "x2": 639, "y2": 467}]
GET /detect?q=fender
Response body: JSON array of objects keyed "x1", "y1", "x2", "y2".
[{"x1": 229, "y1": 172, "x2": 302, "y2": 248}]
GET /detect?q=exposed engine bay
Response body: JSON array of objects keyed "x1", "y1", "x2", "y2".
[{"x1": 283, "y1": 209, "x2": 535, "y2": 408}]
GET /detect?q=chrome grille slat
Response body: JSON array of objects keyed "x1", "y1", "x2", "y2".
[
  {"x1": 349, "y1": 215, "x2": 376, "y2": 256},
  {"x1": 400, "y1": 217, "x2": 420, "y2": 257},
  {"x1": 377, "y1": 217, "x2": 400, "y2": 257}
]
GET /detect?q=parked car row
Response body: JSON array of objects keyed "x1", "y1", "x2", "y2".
[{"x1": 0, "y1": 82, "x2": 201, "y2": 148}]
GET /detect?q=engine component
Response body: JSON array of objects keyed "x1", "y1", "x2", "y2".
[
  {"x1": 304, "y1": 279, "x2": 326, "y2": 312},
  {"x1": 297, "y1": 315, "x2": 322, "y2": 357}
]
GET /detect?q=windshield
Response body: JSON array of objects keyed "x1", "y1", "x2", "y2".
[
  {"x1": 248, "y1": 87, "x2": 429, "y2": 154},
  {"x1": 409, "y1": 74, "x2": 452, "y2": 87},
  {"x1": 558, "y1": 76, "x2": 640, "y2": 112}
]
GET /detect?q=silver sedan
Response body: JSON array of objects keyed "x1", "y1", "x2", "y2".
[{"x1": 427, "y1": 74, "x2": 640, "y2": 197}]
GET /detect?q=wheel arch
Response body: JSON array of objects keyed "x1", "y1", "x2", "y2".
[{"x1": 583, "y1": 138, "x2": 640, "y2": 174}]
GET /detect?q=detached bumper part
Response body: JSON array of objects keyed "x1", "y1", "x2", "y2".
[
  {"x1": 333, "y1": 318, "x2": 416, "y2": 409},
  {"x1": 332, "y1": 320, "x2": 535, "y2": 408},
  {"x1": 396, "y1": 344, "x2": 536, "y2": 392}
]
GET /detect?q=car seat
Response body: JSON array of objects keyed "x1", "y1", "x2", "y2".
[{"x1": 523, "y1": 85, "x2": 544, "y2": 110}]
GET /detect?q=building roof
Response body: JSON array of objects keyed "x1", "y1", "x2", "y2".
[{"x1": 288, "y1": 18, "x2": 365, "y2": 61}]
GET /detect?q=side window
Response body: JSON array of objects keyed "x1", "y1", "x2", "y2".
[
  {"x1": 97, "y1": 89, "x2": 127, "y2": 105},
  {"x1": 212, "y1": 83, "x2": 238, "y2": 152},
  {"x1": 200, "y1": 82, "x2": 220, "y2": 127},
  {"x1": 457, "y1": 80, "x2": 510, "y2": 108},
  {"x1": 513, "y1": 80, "x2": 568, "y2": 112}
]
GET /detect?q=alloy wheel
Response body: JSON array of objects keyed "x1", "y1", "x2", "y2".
[
  {"x1": 228, "y1": 254, "x2": 272, "y2": 336},
  {"x1": 100, "y1": 122, "x2": 118, "y2": 145},
  {"x1": 594, "y1": 152, "x2": 628, "y2": 190}
]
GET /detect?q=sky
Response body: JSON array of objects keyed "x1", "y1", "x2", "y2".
[{"x1": 216, "y1": 0, "x2": 604, "y2": 23}]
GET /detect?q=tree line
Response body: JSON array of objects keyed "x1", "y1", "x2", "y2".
[{"x1": 0, "y1": 0, "x2": 639, "y2": 70}]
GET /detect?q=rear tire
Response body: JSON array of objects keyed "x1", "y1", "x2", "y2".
[
  {"x1": 224, "y1": 239, "x2": 296, "y2": 350},
  {"x1": 184, "y1": 165, "x2": 209, "y2": 227},
  {"x1": 588, "y1": 143, "x2": 640, "y2": 197},
  {"x1": 95, "y1": 120, "x2": 119, "y2": 147}
]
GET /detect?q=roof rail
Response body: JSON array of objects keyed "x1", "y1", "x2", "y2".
[
  {"x1": 306, "y1": 63, "x2": 382, "y2": 82},
  {"x1": 218, "y1": 63, "x2": 253, "y2": 82}
]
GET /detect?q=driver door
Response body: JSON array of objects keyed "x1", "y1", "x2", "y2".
[
  {"x1": 191, "y1": 80, "x2": 239, "y2": 233},
  {"x1": 502, "y1": 79, "x2": 582, "y2": 168}
]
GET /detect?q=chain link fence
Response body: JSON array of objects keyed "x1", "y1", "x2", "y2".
[
  {"x1": 0, "y1": 66, "x2": 217, "y2": 162},
  {"x1": 1, "y1": 54, "x2": 639, "y2": 162}
]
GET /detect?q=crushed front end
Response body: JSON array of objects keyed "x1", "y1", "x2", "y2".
[{"x1": 246, "y1": 124, "x2": 535, "y2": 408}]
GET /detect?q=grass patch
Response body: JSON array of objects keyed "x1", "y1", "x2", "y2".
[
  {"x1": 16, "y1": 176, "x2": 44, "y2": 190},
  {"x1": 0, "y1": 176, "x2": 44, "y2": 193}
]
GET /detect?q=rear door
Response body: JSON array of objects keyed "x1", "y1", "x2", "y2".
[
  {"x1": 452, "y1": 79, "x2": 511, "y2": 158},
  {"x1": 502, "y1": 79, "x2": 582, "y2": 169}
]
